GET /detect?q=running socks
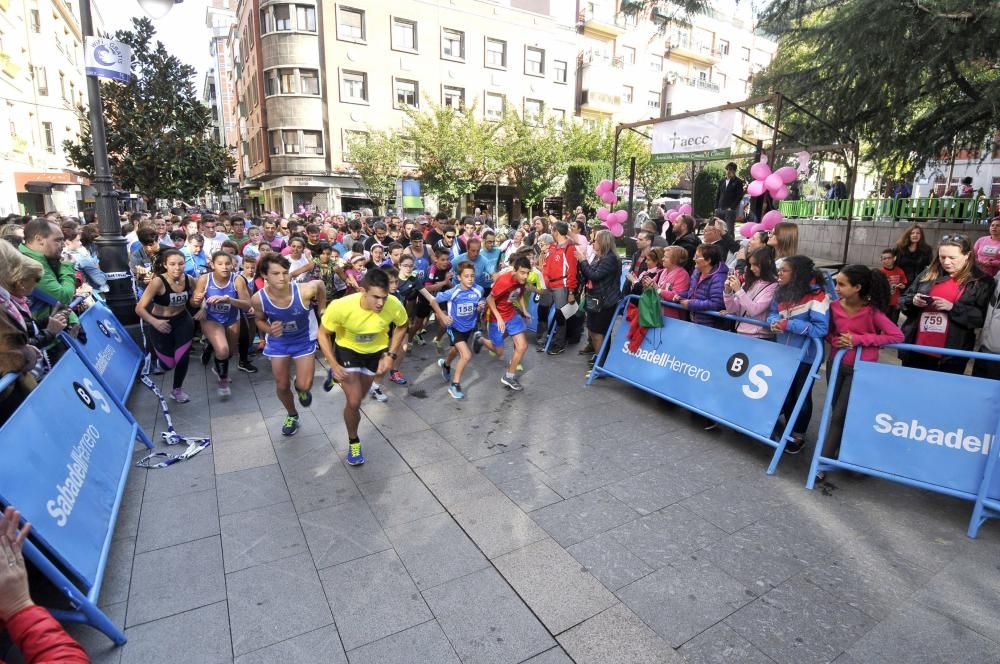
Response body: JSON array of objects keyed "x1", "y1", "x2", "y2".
[
  {"x1": 505, "y1": 372, "x2": 515, "y2": 379},
  {"x1": 214, "y1": 354, "x2": 230, "y2": 380}
]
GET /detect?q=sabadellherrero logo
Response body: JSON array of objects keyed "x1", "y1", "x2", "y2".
[{"x1": 726, "y1": 353, "x2": 773, "y2": 400}]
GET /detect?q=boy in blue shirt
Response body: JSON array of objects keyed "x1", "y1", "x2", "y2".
[{"x1": 422, "y1": 261, "x2": 483, "y2": 399}]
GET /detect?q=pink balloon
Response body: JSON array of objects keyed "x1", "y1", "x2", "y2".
[
  {"x1": 594, "y1": 185, "x2": 603, "y2": 197},
  {"x1": 601, "y1": 191, "x2": 617, "y2": 205},
  {"x1": 761, "y1": 210, "x2": 783, "y2": 230},
  {"x1": 608, "y1": 222, "x2": 624, "y2": 237},
  {"x1": 765, "y1": 172, "x2": 784, "y2": 193},
  {"x1": 750, "y1": 161, "x2": 772, "y2": 181},
  {"x1": 772, "y1": 185, "x2": 790, "y2": 201},
  {"x1": 739, "y1": 222, "x2": 755, "y2": 239},
  {"x1": 775, "y1": 166, "x2": 797, "y2": 185},
  {"x1": 617, "y1": 210, "x2": 630, "y2": 224},
  {"x1": 747, "y1": 180, "x2": 766, "y2": 197},
  {"x1": 677, "y1": 204, "x2": 692, "y2": 215},
  {"x1": 597, "y1": 179, "x2": 614, "y2": 194},
  {"x1": 666, "y1": 209, "x2": 679, "y2": 222},
  {"x1": 751, "y1": 223, "x2": 765, "y2": 234},
  {"x1": 596, "y1": 207, "x2": 609, "y2": 221}
]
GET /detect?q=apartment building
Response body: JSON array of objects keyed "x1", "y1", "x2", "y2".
[
  {"x1": 0, "y1": 0, "x2": 99, "y2": 215},
  {"x1": 203, "y1": 0, "x2": 239, "y2": 209}
]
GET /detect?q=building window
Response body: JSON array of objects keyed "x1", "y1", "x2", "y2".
[
  {"x1": 341, "y1": 70, "x2": 367, "y2": 102},
  {"x1": 620, "y1": 46, "x2": 635, "y2": 65},
  {"x1": 525, "y1": 46, "x2": 544, "y2": 76},
  {"x1": 650, "y1": 55, "x2": 663, "y2": 72},
  {"x1": 59, "y1": 72, "x2": 66, "y2": 101},
  {"x1": 551, "y1": 108, "x2": 566, "y2": 129},
  {"x1": 34, "y1": 66, "x2": 47, "y2": 95},
  {"x1": 392, "y1": 18, "x2": 417, "y2": 51},
  {"x1": 741, "y1": 46, "x2": 750, "y2": 62},
  {"x1": 42, "y1": 122, "x2": 54, "y2": 153},
  {"x1": 302, "y1": 130, "x2": 323, "y2": 155},
  {"x1": 648, "y1": 91, "x2": 660, "y2": 110},
  {"x1": 282, "y1": 129, "x2": 300, "y2": 154},
  {"x1": 395, "y1": 78, "x2": 418, "y2": 108},
  {"x1": 280, "y1": 68, "x2": 296, "y2": 93},
  {"x1": 300, "y1": 69, "x2": 320, "y2": 95},
  {"x1": 344, "y1": 130, "x2": 368, "y2": 160},
  {"x1": 296, "y1": 5, "x2": 316, "y2": 32},
  {"x1": 274, "y1": 5, "x2": 291, "y2": 31},
  {"x1": 622, "y1": 85, "x2": 633, "y2": 104},
  {"x1": 485, "y1": 38, "x2": 506, "y2": 69},
  {"x1": 718, "y1": 39, "x2": 730, "y2": 55},
  {"x1": 30, "y1": 9, "x2": 40, "y2": 33},
  {"x1": 269, "y1": 130, "x2": 281, "y2": 155},
  {"x1": 485, "y1": 92, "x2": 505, "y2": 121},
  {"x1": 554, "y1": 59, "x2": 567, "y2": 84},
  {"x1": 338, "y1": 6, "x2": 365, "y2": 42},
  {"x1": 524, "y1": 98, "x2": 543, "y2": 125},
  {"x1": 443, "y1": 85, "x2": 465, "y2": 110},
  {"x1": 441, "y1": 28, "x2": 464, "y2": 60}
]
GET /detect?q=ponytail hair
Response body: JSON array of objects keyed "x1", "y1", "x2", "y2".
[
  {"x1": 153, "y1": 248, "x2": 185, "y2": 275},
  {"x1": 838, "y1": 264, "x2": 892, "y2": 313}
]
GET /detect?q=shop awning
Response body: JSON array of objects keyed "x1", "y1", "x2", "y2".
[{"x1": 15, "y1": 171, "x2": 87, "y2": 193}]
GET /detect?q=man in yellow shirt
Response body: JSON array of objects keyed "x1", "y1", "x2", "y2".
[{"x1": 318, "y1": 268, "x2": 408, "y2": 465}]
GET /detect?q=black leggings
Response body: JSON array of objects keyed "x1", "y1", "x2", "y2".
[
  {"x1": 238, "y1": 313, "x2": 253, "y2": 363},
  {"x1": 150, "y1": 312, "x2": 194, "y2": 390},
  {"x1": 781, "y1": 362, "x2": 815, "y2": 437}
]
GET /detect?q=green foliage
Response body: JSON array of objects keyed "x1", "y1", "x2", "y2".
[
  {"x1": 497, "y1": 111, "x2": 566, "y2": 217},
  {"x1": 564, "y1": 161, "x2": 610, "y2": 212},
  {"x1": 754, "y1": 0, "x2": 1000, "y2": 175},
  {"x1": 692, "y1": 165, "x2": 723, "y2": 217},
  {"x1": 64, "y1": 17, "x2": 234, "y2": 202},
  {"x1": 345, "y1": 130, "x2": 403, "y2": 213}
]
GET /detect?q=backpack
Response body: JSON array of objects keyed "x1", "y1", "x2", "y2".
[{"x1": 638, "y1": 286, "x2": 664, "y2": 329}]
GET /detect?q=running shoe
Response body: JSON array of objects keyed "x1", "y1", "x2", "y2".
[
  {"x1": 218, "y1": 379, "x2": 231, "y2": 398},
  {"x1": 297, "y1": 389, "x2": 312, "y2": 407},
  {"x1": 347, "y1": 440, "x2": 365, "y2": 465},
  {"x1": 546, "y1": 346, "x2": 566, "y2": 356},
  {"x1": 413, "y1": 329, "x2": 427, "y2": 345},
  {"x1": 389, "y1": 369, "x2": 408, "y2": 385},
  {"x1": 438, "y1": 358, "x2": 451, "y2": 382},
  {"x1": 783, "y1": 435, "x2": 805, "y2": 455},
  {"x1": 433, "y1": 336, "x2": 443, "y2": 351},
  {"x1": 369, "y1": 386, "x2": 388, "y2": 402},
  {"x1": 170, "y1": 388, "x2": 190, "y2": 403},
  {"x1": 322, "y1": 369, "x2": 338, "y2": 392},
  {"x1": 448, "y1": 383, "x2": 465, "y2": 399},
  {"x1": 500, "y1": 374, "x2": 523, "y2": 391},
  {"x1": 472, "y1": 331, "x2": 484, "y2": 354},
  {"x1": 281, "y1": 414, "x2": 300, "y2": 436},
  {"x1": 517, "y1": 363, "x2": 524, "y2": 371},
  {"x1": 238, "y1": 360, "x2": 258, "y2": 373}
]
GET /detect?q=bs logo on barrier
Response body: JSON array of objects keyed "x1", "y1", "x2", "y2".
[
  {"x1": 726, "y1": 353, "x2": 773, "y2": 400},
  {"x1": 73, "y1": 378, "x2": 111, "y2": 414},
  {"x1": 96, "y1": 317, "x2": 123, "y2": 343}
]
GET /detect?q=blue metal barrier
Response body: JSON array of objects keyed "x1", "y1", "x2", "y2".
[
  {"x1": 589, "y1": 295, "x2": 824, "y2": 473},
  {"x1": 807, "y1": 343, "x2": 1000, "y2": 538}
]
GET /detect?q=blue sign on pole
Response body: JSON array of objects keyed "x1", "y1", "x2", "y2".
[{"x1": 69, "y1": 300, "x2": 143, "y2": 402}]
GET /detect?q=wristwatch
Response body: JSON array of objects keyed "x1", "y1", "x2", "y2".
[{"x1": 385, "y1": 351, "x2": 398, "y2": 359}]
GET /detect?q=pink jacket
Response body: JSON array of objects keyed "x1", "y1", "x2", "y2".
[
  {"x1": 826, "y1": 301, "x2": 904, "y2": 366},
  {"x1": 656, "y1": 267, "x2": 690, "y2": 319},
  {"x1": 724, "y1": 279, "x2": 778, "y2": 338}
]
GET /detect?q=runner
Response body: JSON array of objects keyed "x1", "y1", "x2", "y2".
[
  {"x1": 191, "y1": 251, "x2": 252, "y2": 398},
  {"x1": 317, "y1": 268, "x2": 408, "y2": 465},
  {"x1": 425, "y1": 261, "x2": 484, "y2": 399},
  {"x1": 250, "y1": 253, "x2": 327, "y2": 436},
  {"x1": 235, "y1": 254, "x2": 259, "y2": 373},
  {"x1": 476, "y1": 255, "x2": 533, "y2": 391},
  {"x1": 411, "y1": 247, "x2": 453, "y2": 346}
]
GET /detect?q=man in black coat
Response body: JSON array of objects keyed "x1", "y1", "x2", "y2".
[{"x1": 715, "y1": 162, "x2": 744, "y2": 227}]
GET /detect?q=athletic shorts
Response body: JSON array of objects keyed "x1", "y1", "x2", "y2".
[
  {"x1": 414, "y1": 297, "x2": 432, "y2": 319},
  {"x1": 334, "y1": 344, "x2": 384, "y2": 376},
  {"x1": 447, "y1": 327, "x2": 475, "y2": 346},
  {"x1": 488, "y1": 313, "x2": 527, "y2": 348},
  {"x1": 263, "y1": 334, "x2": 316, "y2": 359}
]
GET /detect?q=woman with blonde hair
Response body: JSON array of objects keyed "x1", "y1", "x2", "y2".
[{"x1": 575, "y1": 229, "x2": 621, "y2": 374}]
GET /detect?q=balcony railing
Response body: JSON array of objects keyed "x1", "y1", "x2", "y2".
[
  {"x1": 680, "y1": 76, "x2": 720, "y2": 92},
  {"x1": 580, "y1": 51, "x2": 623, "y2": 69}
]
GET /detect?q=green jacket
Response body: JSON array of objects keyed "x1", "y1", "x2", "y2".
[{"x1": 18, "y1": 244, "x2": 78, "y2": 324}]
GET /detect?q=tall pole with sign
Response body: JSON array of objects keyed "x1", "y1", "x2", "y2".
[{"x1": 80, "y1": 0, "x2": 138, "y2": 326}]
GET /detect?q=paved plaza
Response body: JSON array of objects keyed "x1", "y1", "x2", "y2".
[{"x1": 48, "y1": 341, "x2": 1000, "y2": 663}]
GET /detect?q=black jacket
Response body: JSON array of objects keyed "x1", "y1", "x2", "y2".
[
  {"x1": 894, "y1": 245, "x2": 933, "y2": 286},
  {"x1": 899, "y1": 267, "x2": 994, "y2": 353},
  {"x1": 716, "y1": 176, "x2": 744, "y2": 210},
  {"x1": 579, "y1": 251, "x2": 622, "y2": 311},
  {"x1": 672, "y1": 232, "x2": 701, "y2": 273}
]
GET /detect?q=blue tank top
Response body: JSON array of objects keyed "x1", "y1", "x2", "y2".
[
  {"x1": 411, "y1": 248, "x2": 432, "y2": 283},
  {"x1": 259, "y1": 282, "x2": 312, "y2": 346},
  {"x1": 204, "y1": 273, "x2": 239, "y2": 325}
]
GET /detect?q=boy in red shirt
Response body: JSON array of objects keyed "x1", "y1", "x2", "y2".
[
  {"x1": 475, "y1": 256, "x2": 533, "y2": 391},
  {"x1": 879, "y1": 249, "x2": 907, "y2": 323}
]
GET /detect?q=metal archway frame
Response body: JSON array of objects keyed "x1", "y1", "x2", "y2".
[{"x1": 610, "y1": 92, "x2": 860, "y2": 265}]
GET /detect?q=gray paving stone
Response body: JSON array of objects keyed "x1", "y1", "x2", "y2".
[
  {"x1": 277, "y1": 439, "x2": 361, "y2": 514},
  {"x1": 360, "y1": 399, "x2": 432, "y2": 437},
  {"x1": 494, "y1": 538, "x2": 617, "y2": 634},
  {"x1": 913, "y1": 554, "x2": 1000, "y2": 643},
  {"x1": 604, "y1": 464, "x2": 713, "y2": 515},
  {"x1": 68, "y1": 601, "x2": 125, "y2": 664},
  {"x1": 358, "y1": 471, "x2": 444, "y2": 527},
  {"x1": 126, "y1": 536, "x2": 226, "y2": 627},
  {"x1": 235, "y1": 625, "x2": 347, "y2": 664},
  {"x1": 263, "y1": 411, "x2": 323, "y2": 440},
  {"x1": 384, "y1": 512, "x2": 490, "y2": 590},
  {"x1": 387, "y1": 427, "x2": 462, "y2": 468},
  {"x1": 220, "y1": 500, "x2": 308, "y2": 572},
  {"x1": 678, "y1": 476, "x2": 791, "y2": 533},
  {"x1": 212, "y1": 434, "x2": 277, "y2": 474},
  {"x1": 496, "y1": 471, "x2": 564, "y2": 512},
  {"x1": 140, "y1": 451, "x2": 215, "y2": 502},
  {"x1": 724, "y1": 576, "x2": 876, "y2": 664},
  {"x1": 678, "y1": 622, "x2": 774, "y2": 664},
  {"x1": 211, "y1": 413, "x2": 268, "y2": 442},
  {"x1": 319, "y1": 549, "x2": 432, "y2": 651},
  {"x1": 423, "y1": 567, "x2": 556, "y2": 664},
  {"x1": 608, "y1": 505, "x2": 726, "y2": 569},
  {"x1": 300, "y1": 496, "x2": 391, "y2": 569},
  {"x1": 557, "y1": 602, "x2": 683, "y2": 663},
  {"x1": 121, "y1": 601, "x2": 232, "y2": 664},
  {"x1": 98, "y1": 537, "x2": 134, "y2": 607},
  {"x1": 345, "y1": 620, "x2": 460, "y2": 664},
  {"x1": 413, "y1": 459, "x2": 504, "y2": 508},
  {"x1": 530, "y1": 489, "x2": 639, "y2": 547},
  {"x1": 135, "y1": 487, "x2": 220, "y2": 553},
  {"x1": 112, "y1": 490, "x2": 142, "y2": 542},
  {"x1": 567, "y1": 531, "x2": 655, "y2": 591},
  {"x1": 226, "y1": 551, "x2": 334, "y2": 656},
  {"x1": 216, "y1": 463, "x2": 292, "y2": 516},
  {"x1": 521, "y1": 647, "x2": 575, "y2": 664},
  {"x1": 336, "y1": 437, "x2": 413, "y2": 483},
  {"x1": 839, "y1": 601, "x2": 1000, "y2": 664},
  {"x1": 540, "y1": 459, "x2": 632, "y2": 498},
  {"x1": 617, "y1": 556, "x2": 753, "y2": 647},
  {"x1": 475, "y1": 450, "x2": 548, "y2": 484},
  {"x1": 451, "y1": 493, "x2": 550, "y2": 559}
]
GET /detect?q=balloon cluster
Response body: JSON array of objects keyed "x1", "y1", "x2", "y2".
[
  {"x1": 739, "y1": 209, "x2": 784, "y2": 239},
  {"x1": 739, "y1": 155, "x2": 796, "y2": 239},
  {"x1": 594, "y1": 179, "x2": 626, "y2": 237},
  {"x1": 662, "y1": 203, "x2": 693, "y2": 226}
]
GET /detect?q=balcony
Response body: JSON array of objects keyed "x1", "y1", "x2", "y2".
[
  {"x1": 680, "y1": 76, "x2": 720, "y2": 93},
  {"x1": 580, "y1": 50, "x2": 623, "y2": 70},
  {"x1": 666, "y1": 41, "x2": 720, "y2": 65},
  {"x1": 580, "y1": 89, "x2": 621, "y2": 116},
  {"x1": 577, "y1": 9, "x2": 626, "y2": 39}
]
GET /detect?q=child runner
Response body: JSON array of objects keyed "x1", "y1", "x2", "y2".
[
  {"x1": 250, "y1": 253, "x2": 327, "y2": 436},
  {"x1": 317, "y1": 268, "x2": 408, "y2": 465},
  {"x1": 192, "y1": 251, "x2": 252, "y2": 397},
  {"x1": 475, "y1": 255, "x2": 533, "y2": 391},
  {"x1": 428, "y1": 261, "x2": 484, "y2": 399},
  {"x1": 411, "y1": 248, "x2": 453, "y2": 346},
  {"x1": 134, "y1": 249, "x2": 196, "y2": 402},
  {"x1": 235, "y1": 254, "x2": 259, "y2": 373}
]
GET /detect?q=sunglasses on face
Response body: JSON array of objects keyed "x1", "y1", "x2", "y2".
[
  {"x1": 941, "y1": 234, "x2": 967, "y2": 243},
  {"x1": 445, "y1": 235, "x2": 455, "y2": 240}
]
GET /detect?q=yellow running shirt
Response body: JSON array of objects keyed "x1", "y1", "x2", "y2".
[{"x1": 321, "y1": 292, "x2": 408, "y2": 354}]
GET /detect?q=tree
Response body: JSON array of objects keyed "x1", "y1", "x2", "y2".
[
  {"x1": 345, "y1": 130, "x2": 403, "y2": 213},
  {"x1": 403, "y1": 100, "x2": 499, "y2": 214},
  {"x1": 64, "y1": 18, "x2": 234, "y2": 203},
  {"x1": 498, "y1": 111, "x2": 565, "y2": 219},
  {"x1": 753, "y1": 0, "x2": 1000, "y2": 175}
]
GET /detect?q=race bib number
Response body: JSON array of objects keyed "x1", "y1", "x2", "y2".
[
  {"x1": 919, "y1": 311, "x2": 947, "y2": 334},
  {"x1": 168, "y1": 292, "x2": 188, "y2": 307},
  {"x1": 283, "y1": 320, "x2": 299, "y2": 333},
  {"x1": 355, "y1": 333, "x2": 375, "y2": 344},
  {"x1": 507, "y1": 288, "x2": 522, "y2": 302},
  {"x1": 456, "y1": 302, "x2": 474, "y2": 317},
  {"x1": 209, "y1": 302, "x2": 231, "y2": 314},
  {"x1": 414, "y1": 269, "x2": 426, "y2": 280}
]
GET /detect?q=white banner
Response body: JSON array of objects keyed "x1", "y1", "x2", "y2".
[
  {"x1": 84, "y1": 37, "x2": 132, "y2": 84},
  {"x1": 651, "y1": 110, "x2": 738, "y2": 163}
]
